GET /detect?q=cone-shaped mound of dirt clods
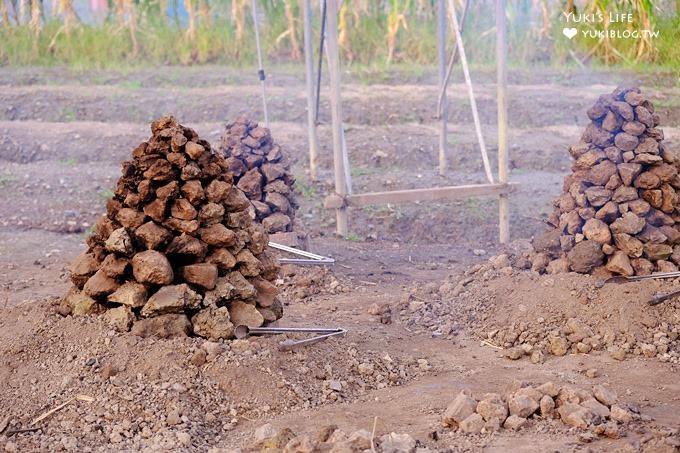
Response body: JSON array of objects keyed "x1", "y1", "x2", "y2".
[
  {"x1": 62, "y1": 116, "x2": 282, "y2": 340},
  {"x1": 532, "y1": 87, "x2": 680, "y2": 277},
  {"x1": 216, "y1": 115, "x2": 298, "y2": 234}
]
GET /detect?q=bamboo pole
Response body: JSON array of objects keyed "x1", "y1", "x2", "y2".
[
  {"x1": 436, "y1": 0, "x2": 470, "y2": 118},
  {"x1": 437, "y1": 0, "x2": 447, "y2": 176},
  {"x1": 447, "y1": 0, "x2": 493, "y2": 184},
  {"x1": 302, "y1": 0, "x2": 320, "y2": 181},
  {"x1": 325, "y1": 0, "x2": 348, "y2": 237},
  {"x1": 314, "y1": 0, "x2": 326, "y2": 123},
  {"x1": 251, "y1": 0, "x2": 269, "y2": 127},
  {"x1": 324, "y1": 183, "x2": 519, "y2": 208},
  {"x1": 496, "y1": 0, "x2": 509, "y2": 244}
]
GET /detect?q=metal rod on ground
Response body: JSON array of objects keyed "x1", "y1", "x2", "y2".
[
  {"x1": 251, "y1": 0, "x2": 269, "y2": 127},
  {"x1": 236, "y1": 326, "x2": 345, "y2": 337},
  {"x1": 278, "y1": 258, "x2": 335, "y2": 266},
  {"x1": 649, "y1": 288, "x2": 680, "y2": 306},
  {"x1": 268, "y1": 241, "x2": 335, "y2": 266},
  {"x1": 605, "y1": 270, "x2": 680, "y2": 284},
  {"x1": 325, "y1": 0, "x2": 348, "y2": 237},
  {"x1": 496, "y1": 0, "x2": 509, "y2": 244},
  {"x1": 315, "y1": 0, "x2": 327, "y2": 123},
  {"x1": 437, "y1": 0, "x2": 448, "y2": 176},
  {"x1": 302, "y1": 0, "x2": 320, "y2": 180},
  {"x1": 447, "y1": 0, "x2": 493, "y2": 184},
  {"x1": 269, "y1": 242, "x2": 330, "y2": 260},
  {"x1": 436, "y1": 0, "x2": 470, "y2": 119},
  {"x1": 234, "y1": 325, "x2": 347, "y2": 350},
  {"x1": 279, "y1": 329, "x2": 347, "y2": 351}
]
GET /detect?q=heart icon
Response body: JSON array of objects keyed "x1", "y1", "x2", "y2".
[{"x1": 563, "y1": 27, "x2": 577, "y2": 39}]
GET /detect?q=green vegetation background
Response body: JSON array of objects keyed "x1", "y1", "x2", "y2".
[{"x1": 1, "y1": 0, "x2": 679, "y2": 71}]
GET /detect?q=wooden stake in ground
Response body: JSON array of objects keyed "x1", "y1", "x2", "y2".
[
  {"x1": 325, "y1": 0, "x2": 348, "y2": 237},
  {"x1": 496, "y1": 0, "x2": 509, "y2": 244}
]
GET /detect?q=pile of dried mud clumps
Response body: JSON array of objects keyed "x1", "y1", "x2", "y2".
[
  {"x1": 217, "y1": 115, "x2": 298, "y2": 235},
  {"x1": 62, "y1": 116, "x2": 282, "y2": 340},
  {"x1": 442, "y1": 381, "x2": 637, "y2": 437},
  {"x1": 533, "y1": 86, "x2": 680, "y2": 276}
]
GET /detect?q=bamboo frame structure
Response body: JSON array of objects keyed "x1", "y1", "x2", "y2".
[{"x1": 316, "y1": 0, "x2": 514, "y2": 243}]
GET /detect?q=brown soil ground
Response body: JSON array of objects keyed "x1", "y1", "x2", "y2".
[{"x1": 1, "y1": 66, "x2": 680, "y2": 452}]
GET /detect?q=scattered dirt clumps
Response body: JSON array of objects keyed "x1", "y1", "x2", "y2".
[
  {"x1": 250, "y1": 423, "x2": 421, "y2": 452},
  {"x1": 405, "y1": 251, "x2": 680, "y2": 364},
  {"x1": 0, "y1": 298, "x2": 427, "y2": 452},
  {"x1": 442, "y1": 380, "x2": 640, "y2": 437},
  {"x1": 534, "y1": 86, "x2": 680, "y2": 276},
  {"x1": 217, "y1": 115, "x2": 299, "y2": 237},
  {"x1": 277, "y1": 265, "x2": 344, "y2": 301},
  {"x1": 61, "y1": 116, "x2": 282, "y2": 340}
]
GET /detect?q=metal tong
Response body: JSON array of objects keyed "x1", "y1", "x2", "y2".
[
  {"x1": 605, "y1": 270, "x2": 680, "y2": 284},
  {"x1": 649, "y1": 288, "x2": 680, "y2": 306},
  {"x1": 234, "y1": 325, "x2": 347, "y2": 351},
  {"x1": 604, "y1": 271, "x2": 680, "y2": 306},
  {"x1": 269, "y1": 241, "x2": 335, "y2": 266}
]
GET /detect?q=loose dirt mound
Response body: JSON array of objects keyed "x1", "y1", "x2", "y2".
[
  {"x1": 62, "y1": 116, "x2": 282, "y2": 340},
  {"x1": 405, "y1": 254, "x2": 680, "y2": 364},
  {"x1": 0, "y1": 298, "x2": 427, "y2": 452},
  {"x1": 239, "y1": 378, "x2": 678, "y2": 453},
  {"x1": 533, "y1": 86, "x2": 680, "y2": 277}
]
